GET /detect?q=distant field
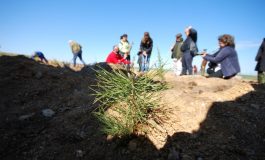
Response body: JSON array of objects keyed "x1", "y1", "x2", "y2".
[
  {"x1": 240, "y1": 75, "x2": 257, "y2": 81},
  {"x1": 0, "y1": 51, "x2": 17, "y2": 56}
]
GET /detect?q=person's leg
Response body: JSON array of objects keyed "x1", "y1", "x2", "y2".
[
  {"x1": 206, "y1": 68, "x2": 215, "y2": 75},
  {"x1": 141, "y1": 55, "x2": 146, "y2": 72},
  {"x1": 73, "y1": 54, "x2": 78, "y2": 67},
  {"x1": 258, "y1": 71, "x2": 265, "y2": 83},
  {"x1": 176, "y1": 59, "x2": 182, "y2": 76},
  {"x1": 77, "y1": 52, "x2": 86, "y2": 65},
  {"x1": 172, "y1": 58, "x2": 178, "y2": 75},
  {"x1": 145, "y1": 54, "x2": 151, "y2": 71},
  {"x1": 137, "y1": 55, "x2": 142, "y2": 72},
  {"x1": 42, "y1": 56, "x2": 48, "y2": 63},
  {"x1": 208, "y1": 70, "x2": 223, "y2": 78},
  {"x1": 181, "y1": 54, "x2": 187, "y2": 75},
  {"x1": 187, "y1": 54, "x2": 193, "y2": 75}
]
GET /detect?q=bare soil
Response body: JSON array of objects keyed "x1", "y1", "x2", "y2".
[{"x1": 0, "y1": 55, "x2": 264, "y2": 160}]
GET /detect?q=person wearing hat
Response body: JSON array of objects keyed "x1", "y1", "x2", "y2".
[
  {"x1": 118, "y1": 34, "x2": 132, "y2": 61},
  {"x1": 171, "y1": 33, "x2": 183, "y2": 76},
  {"x1": 68, "y1": 40, "x2": 86, "y2": 67},
  {"x1": 31, "y1": 51, "x2": 48, "y2": 63},
  {"x1": 138, "y1": 32, "x2": 153, "y2": 72},
  {"x1": 255, "y1": 38, "x2": 265, "y2": 83}
]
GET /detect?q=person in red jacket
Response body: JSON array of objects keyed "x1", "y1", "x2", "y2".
[{"x1": 106, "y1": 45, "x2": 130, "y2": 64}]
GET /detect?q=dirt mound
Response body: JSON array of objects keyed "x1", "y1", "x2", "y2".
[{"x1": 0, "y1": 55, "x2": 264, "y2": 160}]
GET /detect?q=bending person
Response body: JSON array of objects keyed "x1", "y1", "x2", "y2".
[
  {"x1": 68, "y1": 40, "x2": 86, "y2": 67},
  {"x1": 106, "y1": 45, "x2": 130, "y2": 65},
  {"x1": 138, "y1": 32, "x2": 153, "y2": 72},
  {"x1": 31, "y1": 51, "x2": 48, "y2": 63}
]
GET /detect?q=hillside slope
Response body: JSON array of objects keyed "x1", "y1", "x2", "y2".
[{"x1": 0, "y1": 55, "x2": 264, "y2": 160}]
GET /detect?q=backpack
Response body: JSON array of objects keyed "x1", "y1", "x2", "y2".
[{"x1": 190, "y1": 40, "x2": 198, "y2": 57}]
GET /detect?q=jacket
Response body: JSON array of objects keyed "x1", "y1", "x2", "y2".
[
  {"x1": 140, "y1": 38, "x2": 153, "y2": 55},
  {"x1": 255, "y1": 39, "x2": 265, "y2": 72},
  {"x1": 204, "y1": 46, "x2": 240, "y2": 77},
  {"x1": 171, "y1": 41, "x2": 183, "y2": 59},
  {"x1": 106, "y1": 51, "x2": 130, "y2": 64},
  {"x1": 181, "y1": 37, "x2": 198, "y2": 55},
  {"x1": 70, "y1": 42, "x2": 82, "y2": 54},
  {"x1": 119, "y1": 40, "x2": 131, "y2": 54}
]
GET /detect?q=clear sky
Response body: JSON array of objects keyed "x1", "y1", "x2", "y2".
[{"x1": 1, "y1": 0, "x2": 264, "y2": 75}]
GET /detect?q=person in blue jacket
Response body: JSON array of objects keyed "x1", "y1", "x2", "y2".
[
  {"x1": 31, "y1": 51, "x2": 48, "y2": 63},
  {"x1": 202, "y1": 34, "x2": 240, "y2": 79}
]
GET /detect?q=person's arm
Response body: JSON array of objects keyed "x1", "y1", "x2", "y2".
[{"x1": 203, "y1": 47, "x2": 230, "y2": 63}]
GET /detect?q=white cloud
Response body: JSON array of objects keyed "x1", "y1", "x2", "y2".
[{"x1": 236, "y1": 41, "x2": 260, "y2": 50}]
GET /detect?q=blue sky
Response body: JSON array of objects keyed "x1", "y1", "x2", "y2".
[{"x1": 0, "y1": 0, "x2": 264, "y2": 75}]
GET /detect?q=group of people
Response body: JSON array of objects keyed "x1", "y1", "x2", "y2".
[
  {"x1": 106, "y1": 32, "x2": 153, "y2": 72},
  {"x1": 171, "y1": 26, "x2": 241, "y2": 79},
  {"x1": 30, "y1": 27, "x2": 265, "y2": 83}
]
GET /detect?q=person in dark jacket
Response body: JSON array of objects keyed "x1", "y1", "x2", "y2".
[
  {"x1": 180, "y1": 26, "x2": 198, "y2": 75},
  {"x1": 202, "y1": 34, "x2": 240, "y2": 79},
  {"x1": 255, "y1": 38, "x2": 265, "y2": 83},
  {"x1": 31, "y1": 51, "x2": 48, "y2": 63},
  {"x1": 138, "y1": 32, "x2": 153, "y2": 72},
  {"x1": 171, "y1": 33, "x2": 183, "y2": 76}
]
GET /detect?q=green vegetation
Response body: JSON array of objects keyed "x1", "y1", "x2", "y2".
[{"x1": 92, "y1": 65, "x2": 167, "y2": 137}]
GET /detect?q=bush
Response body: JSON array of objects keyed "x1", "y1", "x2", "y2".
[{"x1": 92, "y1": 67, "x2": 167, "y2": 137}]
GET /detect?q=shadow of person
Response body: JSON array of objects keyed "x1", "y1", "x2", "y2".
[
  {"x1": 97, "y1": 83, "x2": 265, "y2": 160},
  {"x1": 159, "y1": 83, "x2": 265, "y2": 160}
]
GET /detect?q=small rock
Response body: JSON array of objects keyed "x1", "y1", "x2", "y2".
[
  {"x1": 35, "y1": 71, "x2": 43, "y2": 79},
  {"x1": 128, "y1": 139, "x2": 137, "y2": 151},
  {"x1": 229, "y1": 135, "x2": 236, "y2": 140},
  {"x1": 250, "y1": 104, "x2": 260, "y2": 109},
  {"x1": 168, "y1": 147, "x2": 180, "y2": 160},
  {"x1": 42, "y1": 109, "x2": 55, "y2": 118},
  {"x1": 106, "y1": 135, "x2": 113, "y2": 141},
  {"x1": 19, "y1": 113, "x2": 35, "y2": 120},
  {"x1": 76, "y1": 150, "x2": 83, "y2": 157}
]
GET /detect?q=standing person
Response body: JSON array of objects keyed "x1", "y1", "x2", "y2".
[
  {"x1": 138, "y1": 32, "x2": 153, "y2": 72},
  {"x1": 181, "y1": 26, "x2": 198, "y2": 75},
  {"x1": 106, "y1": 45, "x2": 130, "y2": 65},
  {"x1": 255, "y1": 38, "x2": 265, "y2": 83},
  {"x1": 118, "y1": 34, "x2": 132, "y2": 61},
  {"x1": 171, "y1": 33, "x2": 183, "y2": 76},
  {"x1": 31, "y1": 51, "x2": 48, "y2": 63},
  {"x1": 202, "y1": 34, "x2": 240, "y2": 79},
  {"x1": 68, "y1": 40, "x2": 86, "y2": 67}
]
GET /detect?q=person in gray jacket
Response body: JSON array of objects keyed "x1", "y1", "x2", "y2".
[{"x1": 255, "y1": 38, "x2": 265, "y2": 83}]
